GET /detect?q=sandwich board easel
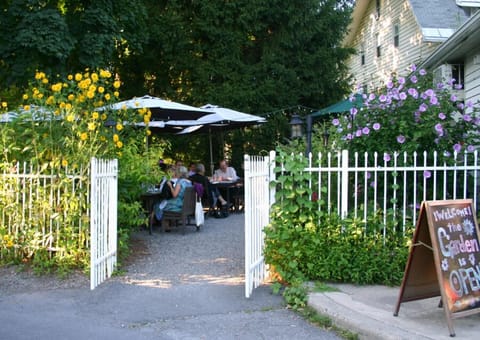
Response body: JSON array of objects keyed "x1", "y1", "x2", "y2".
[{"x1": 394, "y1": 199, "x2": 480, "y2": 337}]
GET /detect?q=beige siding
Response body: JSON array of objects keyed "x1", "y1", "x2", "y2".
[
  {"x1": 346, "y1": 0, "x2": 439, "y2": 93},
  {"x1": 464, "y1": 48, "x2": 480, "y2": 108}
]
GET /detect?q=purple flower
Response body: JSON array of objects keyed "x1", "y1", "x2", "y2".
[
  {"x1": 453, "y1": 143, "x2": 462, "y2": 153},
  {"x1": 387, "y1": 81, "x2": 394, "y2": 89},
  {"x1": 450, "y1": 94, "x2": 457, "y2": 102},
  {"x1": 410, "y1": 64, "x2": 417, "y2": 72},
  {"x1": 423, "y1": 170, "x2": 431, "y2": 179},
  {"x1": 366, "y1": 172, "x2": 371, "y2": 179},
  {"x1": 346, "y1": 133, "x2": 353, "y2": 140},
  {"x1": 437, "y1": 83, "x2": 444, "y2": 89},
  {"x1": 466, "y1": 100, "x2": 474, "y2": 108},
  {"x1": 332, "y1": 118, "x2": 340, "y2": 126},
  {"x1": 410, "y1": 75, "x2": 418, "y2": 83},
  {"x1": 372, "y1": 122, "x2": 381, "y2": 130},
  {"x1": 425, "y1": 89, "x2": 434, "y2": 97},
  {"x1": 396, "y1": 135, "x2": 405, "y2": 144},
  {"x1": 419, "y1": 103, "x2": 428, "y2": 112},
  {"x1": 368, "y1": 93, "x2": 376, "y2": 101},
  {"x1": 370, "y1": 181, "x2": 376, "y2": 188},
  {"x1": 434, "y1": 123, "x2": 443, "y2": 134},
  {"x1": 362, "y1": 127, "x2": 370, "y2": 135},
  {"x1": 350, "y1": 107, "x2": 358, "y2": 116},
  {"x1": 457, "y1": 102, "x2": 465, "y2": 110},
  {"x1": 467, "y1": 145, "x2": 475, "y2": 152},
  {"x1": 379, "y1": 94, "x2": 387, "y2": 102},
  {"x1": 408, "y1": 88, "x2": 418, "y2": 98},
  {"x1": 430, "y1": 96, "x2": 438, "y2": 105},
  {"x1": 438, "y1": 112, "x2": 446, "y2": 120},
  {"x1": 419, "y1": 69, "x2": 427, "y2": 76},
  {"x1": 399, "y1": 92, "x2": 407, "y2": 100},
  {"x1": 463, "y1": 114, "x2": 472, "y2": 122},
  {"x1": 398, "y1": 77, "x2": 405, "y2": 85},
  {"x1": 454, "y1": 83, "x2": 463, "y2": 90},
  {"x1": 383, "y1": 153, "x2": 391, "y2": 162},
  {"x1": 355, "y1": 129, "x2": 362, "y2": 137}
]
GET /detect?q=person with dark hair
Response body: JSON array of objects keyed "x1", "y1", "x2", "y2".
[{"x1": 190, "y1": 163, "x2": 228, "y2": 208}]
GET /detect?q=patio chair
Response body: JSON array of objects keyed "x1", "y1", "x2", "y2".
[{"x1": 161, "y1": 186, "x2": 197, "y2": 234}]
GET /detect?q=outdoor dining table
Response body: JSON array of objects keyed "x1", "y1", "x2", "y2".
[{"x1": 210, "y1": 179, "x2": 244, "y2": 212}]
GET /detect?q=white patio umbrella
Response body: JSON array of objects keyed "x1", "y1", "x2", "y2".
[
  {"x1": 98, "y1": 95, "x2": 211, "y2": 121},
  {"x1": 175, "y1": 104, "x2": 267, "y2": 175}
]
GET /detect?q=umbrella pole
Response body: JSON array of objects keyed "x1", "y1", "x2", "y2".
[{"x1": 209, "y1": 128, "x2": 214, "y2": 176}]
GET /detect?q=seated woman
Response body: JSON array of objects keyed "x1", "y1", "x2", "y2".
[
  {"x1": 152, "y1": 166, "x2": 192, "y2": 224},
  {"x1": 189, "y1": 163, "x2": 228, "y2": 208}
]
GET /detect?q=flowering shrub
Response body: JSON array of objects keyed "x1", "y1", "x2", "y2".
[
  {"x1": 1, "y1": 69, "x2": 152, "y2": 168},
  {"x1": 0, "y1": 70, "x2": 154, "y2": 273},
  {"x1": 331, "y1": 65, "x2": 479, "y2": 160}
]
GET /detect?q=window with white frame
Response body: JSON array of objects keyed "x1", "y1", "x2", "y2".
[
  {"x1": 393, "y1": 24, "x2": 400, "y2": 48},
  {"x1": 376, "y1": 33, "x2": 381, "y2": 57},
  {"x1": 360, "y1": 43, "x2": 365, "y2": 65}
]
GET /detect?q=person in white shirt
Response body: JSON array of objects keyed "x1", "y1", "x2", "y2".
[{"x1": 214, "y1": 160, "x2": 238, "y2": 181}]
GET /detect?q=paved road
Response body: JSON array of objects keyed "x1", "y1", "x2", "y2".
[{"x1": 0, "y1": 213, "x2": 340, "y2": 340}]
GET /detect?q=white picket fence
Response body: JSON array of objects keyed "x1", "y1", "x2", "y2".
[
  {"x1": 0, "y1": 162, "x2": 89, "y2": 258},
  {"x1": 90, "y1": 158, "x2": 118, "y2": 290},
  {"x1": 0, "y1": 158, "x2": 118, "y2": 290},
  {"x1": 244, "y1": 152, "x2": 276, "y2": 298},
  {"x1": 277, "y1": 149, "x2": 480, "y2": 235}
]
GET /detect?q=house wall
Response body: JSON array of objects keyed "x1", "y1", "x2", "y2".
[
  {"x1": 465, "y1": 48, "x2": 480, "y2": 106},
  {"x1": 346, "y1": 0, "x2": 439, "y2": 92}
]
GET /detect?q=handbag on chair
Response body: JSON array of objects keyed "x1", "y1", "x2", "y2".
[{"x1": 195, "y1": 196, "x2": 204, "y2": 227}]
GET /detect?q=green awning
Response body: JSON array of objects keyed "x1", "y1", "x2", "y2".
[{"x1": 311, "y1": 94, "x2": 364, "y2": 119}]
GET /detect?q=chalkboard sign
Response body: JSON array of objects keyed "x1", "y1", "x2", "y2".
[
  {"x1": 394, "y1": 199, "x2": 480, "y2": 337},
  {"x1": 426, "y1": 200, "x2": 480, "y2": 314}
]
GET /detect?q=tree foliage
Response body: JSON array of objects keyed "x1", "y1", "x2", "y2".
[{"x1": 0, "y1": 0, "x2": 354, "y2": 167}]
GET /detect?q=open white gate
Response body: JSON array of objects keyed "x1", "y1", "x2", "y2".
[
  {"x1": 90, "y1": 158, "x2": 118, "y2": 290},
  {"x1": 244, "y1": 151, "x2": 276, "y2": 298}
]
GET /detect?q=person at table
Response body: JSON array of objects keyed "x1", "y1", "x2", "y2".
[
  {"x1": 188, "y1": 162, "x2": 196, "y2": 177},
  {"x1": 190, "y1": 163, "x2": 228, "y2": 207},
  {"x1": 214, "y1": 160, "x2": 239, "y2": 182},
  {"x1": 152, "y1": 166, "x2": 192, "y2": 223}
]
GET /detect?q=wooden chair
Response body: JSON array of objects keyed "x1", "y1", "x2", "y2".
[{"x1": 161, "y1": 186, "x2": 197, "y2": 234}]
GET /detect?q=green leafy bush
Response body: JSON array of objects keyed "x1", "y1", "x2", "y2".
[{"x1": 264, "y1": 149, "x2": 412, "y2": 286}]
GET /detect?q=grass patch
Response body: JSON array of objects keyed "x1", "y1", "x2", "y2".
[
  {"x1": 312, "y1": 281, "x2": 340, "y2": 293},
  {"x1": 297, "y1": 305, "x2": 359, "y2": 340}
]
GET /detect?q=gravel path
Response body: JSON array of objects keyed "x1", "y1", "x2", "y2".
[{"x1": 0, "y1": 212, "x2": 245, "y2": 293}]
